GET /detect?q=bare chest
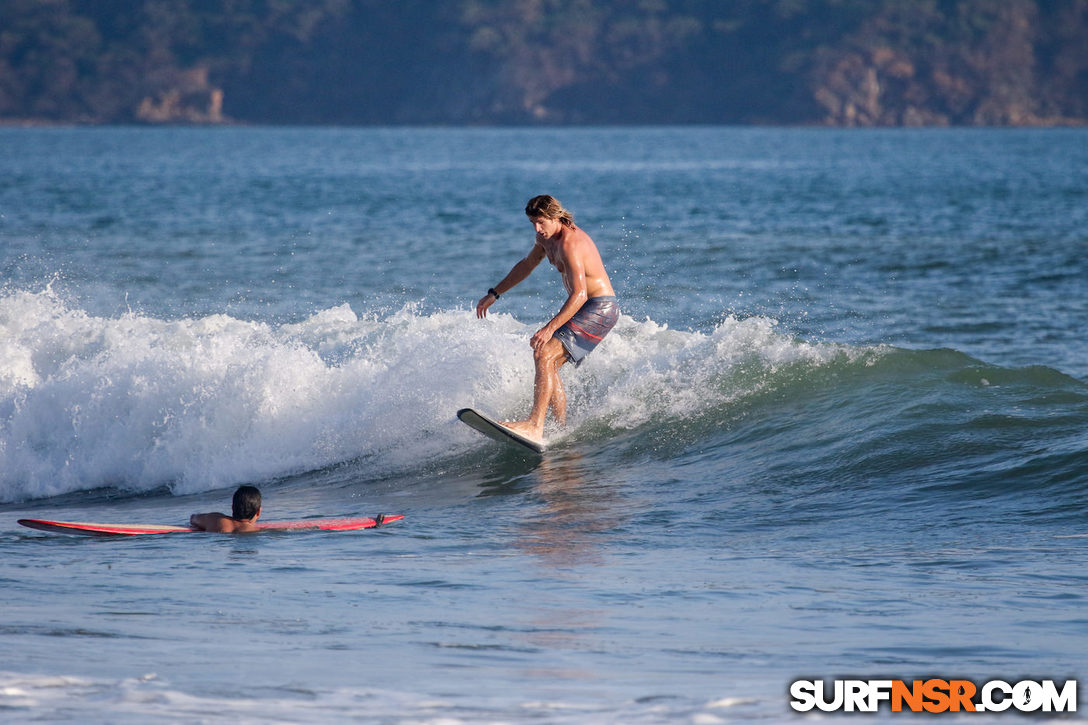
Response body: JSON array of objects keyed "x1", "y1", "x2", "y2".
[{"x1": 541, "y1": 241, "x2": 567, "y2": 275}]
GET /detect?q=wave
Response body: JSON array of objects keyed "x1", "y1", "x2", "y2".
[
  {"x1": 0, "y1": 669, "x2": 750, "y2": 723},
  {"x1": 2, "y1": 288, "x2": 1085, "y2": 503}
]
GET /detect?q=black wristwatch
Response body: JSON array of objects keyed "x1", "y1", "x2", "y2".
[{"x1": 488, "y1": 288, "x2": 501, "y2": 300}]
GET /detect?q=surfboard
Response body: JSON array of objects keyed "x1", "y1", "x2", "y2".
[
  {"x1": 17, "y1": 514, "x2": 403, "y2": 537},
  {"x1": 457, "y1": 407, "x2": 545, "y2": 453}
]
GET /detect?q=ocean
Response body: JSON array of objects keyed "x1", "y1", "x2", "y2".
[{"x1": 0, "y1": 126, "x2": 1085, "y2": 722}]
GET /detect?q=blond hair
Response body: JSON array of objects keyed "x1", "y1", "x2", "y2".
[{"x1": 525, "y1": 195, "x2": 575, "y2": 228}]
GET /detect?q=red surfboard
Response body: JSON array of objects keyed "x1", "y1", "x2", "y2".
[{"x1": 17, "y1": 514, "x2": 402, "y2": 536}]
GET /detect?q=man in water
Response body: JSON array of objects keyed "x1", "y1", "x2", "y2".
[
  {"x1": 476, "y1": 195, "x2": 619, "y2": 444},
  {"x1": 189, "y1": 485, "x2": 262, "y2": 533}
]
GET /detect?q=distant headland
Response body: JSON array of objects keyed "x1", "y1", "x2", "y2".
[{"x1": 1, "y1": 1, "x2": 1084, "y2": 127}]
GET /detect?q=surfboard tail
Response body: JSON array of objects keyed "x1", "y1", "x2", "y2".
[{"x1": 18, "y1": 519, "x2": 192, "y2": 536}]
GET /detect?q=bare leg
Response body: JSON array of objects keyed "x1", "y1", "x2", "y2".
[
  {"x1": 503, "y1": 337, "x2": 568, "y2": 442},
  {"x1": 549, "y1": 368, "x2": 566, "y2": 427}
]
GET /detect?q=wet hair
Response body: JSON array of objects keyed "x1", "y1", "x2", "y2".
[
  {"x1": 232, "y1": 485, "x2": 262, "y2": 520},
  {"x1": 525, "y1": 195, "x2": 575, "y2": 228}
]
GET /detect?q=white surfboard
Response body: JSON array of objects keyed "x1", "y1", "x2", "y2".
[{"x1": 457, "y1": 408, "x2": 545, "y2": 454}]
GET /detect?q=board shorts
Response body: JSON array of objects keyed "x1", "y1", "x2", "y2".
[{"x1": 553, "y1": 296, "x2": 619, "y2": 366}]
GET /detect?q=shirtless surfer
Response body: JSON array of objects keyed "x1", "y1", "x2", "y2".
[
  {"x1": 476, "y1": 195, "x2": 618, "y2": 444},
  {"x1": 189, "y1": 485, "x2": 262, "y2": 533}
]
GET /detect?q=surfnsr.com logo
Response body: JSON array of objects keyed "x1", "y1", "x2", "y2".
[{"x1": 790, "y1": 679, "x2": 1077, "y2": 714}]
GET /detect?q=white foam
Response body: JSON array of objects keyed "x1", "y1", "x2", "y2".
[
  {"x1": 562, "y1": 313, "x2": 856, "y2": 434},
  {"x1": 0, "y1": 289, "x2": 856, "y2": 501},
  {"x1": 0, "y1": 670, "x2": 763, "y2": 723}
]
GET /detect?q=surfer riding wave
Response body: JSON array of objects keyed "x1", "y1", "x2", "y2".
[{"x1": 476, "y1": 195, "x2": 618, "y2": 444}]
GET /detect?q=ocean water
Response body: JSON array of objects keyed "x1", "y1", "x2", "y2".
[{"x1": 0, "y1": 126, "x2": 1086, "y2": 722}]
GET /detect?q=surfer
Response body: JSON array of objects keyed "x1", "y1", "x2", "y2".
[
  {"x1": 189, "y1": 485, "x2": 262, "y2": 533},
  {"x1": 476, "y1": 195, "x2": 618, "y2": 444}
]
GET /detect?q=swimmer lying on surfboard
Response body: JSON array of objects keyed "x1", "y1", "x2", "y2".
[
  {"x1": 189, "y1": 484, "x2": 262, "y2": 533},
  {"x1": 475, "y1": 195, "x2": 619, "y2": 446}
]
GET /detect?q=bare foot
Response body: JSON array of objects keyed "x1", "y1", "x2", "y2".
[{"x1": 498, "y1": 420, "x2": 544, "y2": 443}]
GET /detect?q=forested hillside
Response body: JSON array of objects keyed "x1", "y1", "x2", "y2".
[{"x1": 1, "y1": 0, "x2": 1085, "y2": 125}]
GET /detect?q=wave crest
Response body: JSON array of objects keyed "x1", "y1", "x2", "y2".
[{"x1": 2, "y1": 289, "x2": 859, "y2": 501}]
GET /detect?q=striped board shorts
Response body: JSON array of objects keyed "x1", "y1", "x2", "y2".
[{"x1": 553, "y1": 296, "x2": 619, "y2": 366}]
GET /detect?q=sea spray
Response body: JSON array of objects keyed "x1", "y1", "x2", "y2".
[
  {"x1": 564, "y1": 314, "x2": 864, "y2": 435},
  {"x1": 0, "y1": 289, "x2": 859, "y2": 501},
  {"x1": 14, "y1": 288, "x2": 1072, "y2": 507},
  {"x1": 0, "y1": 290, "x2": 514, "y2": 500}
]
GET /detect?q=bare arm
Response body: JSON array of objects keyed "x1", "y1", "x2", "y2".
[{"x1": 476, "y1": 245, "x2": 546, "y2": 318}]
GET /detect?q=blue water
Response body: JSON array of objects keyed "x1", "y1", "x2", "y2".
[{"x1": 0, "y1": 127, "x2": 1086, "y2": 722}]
